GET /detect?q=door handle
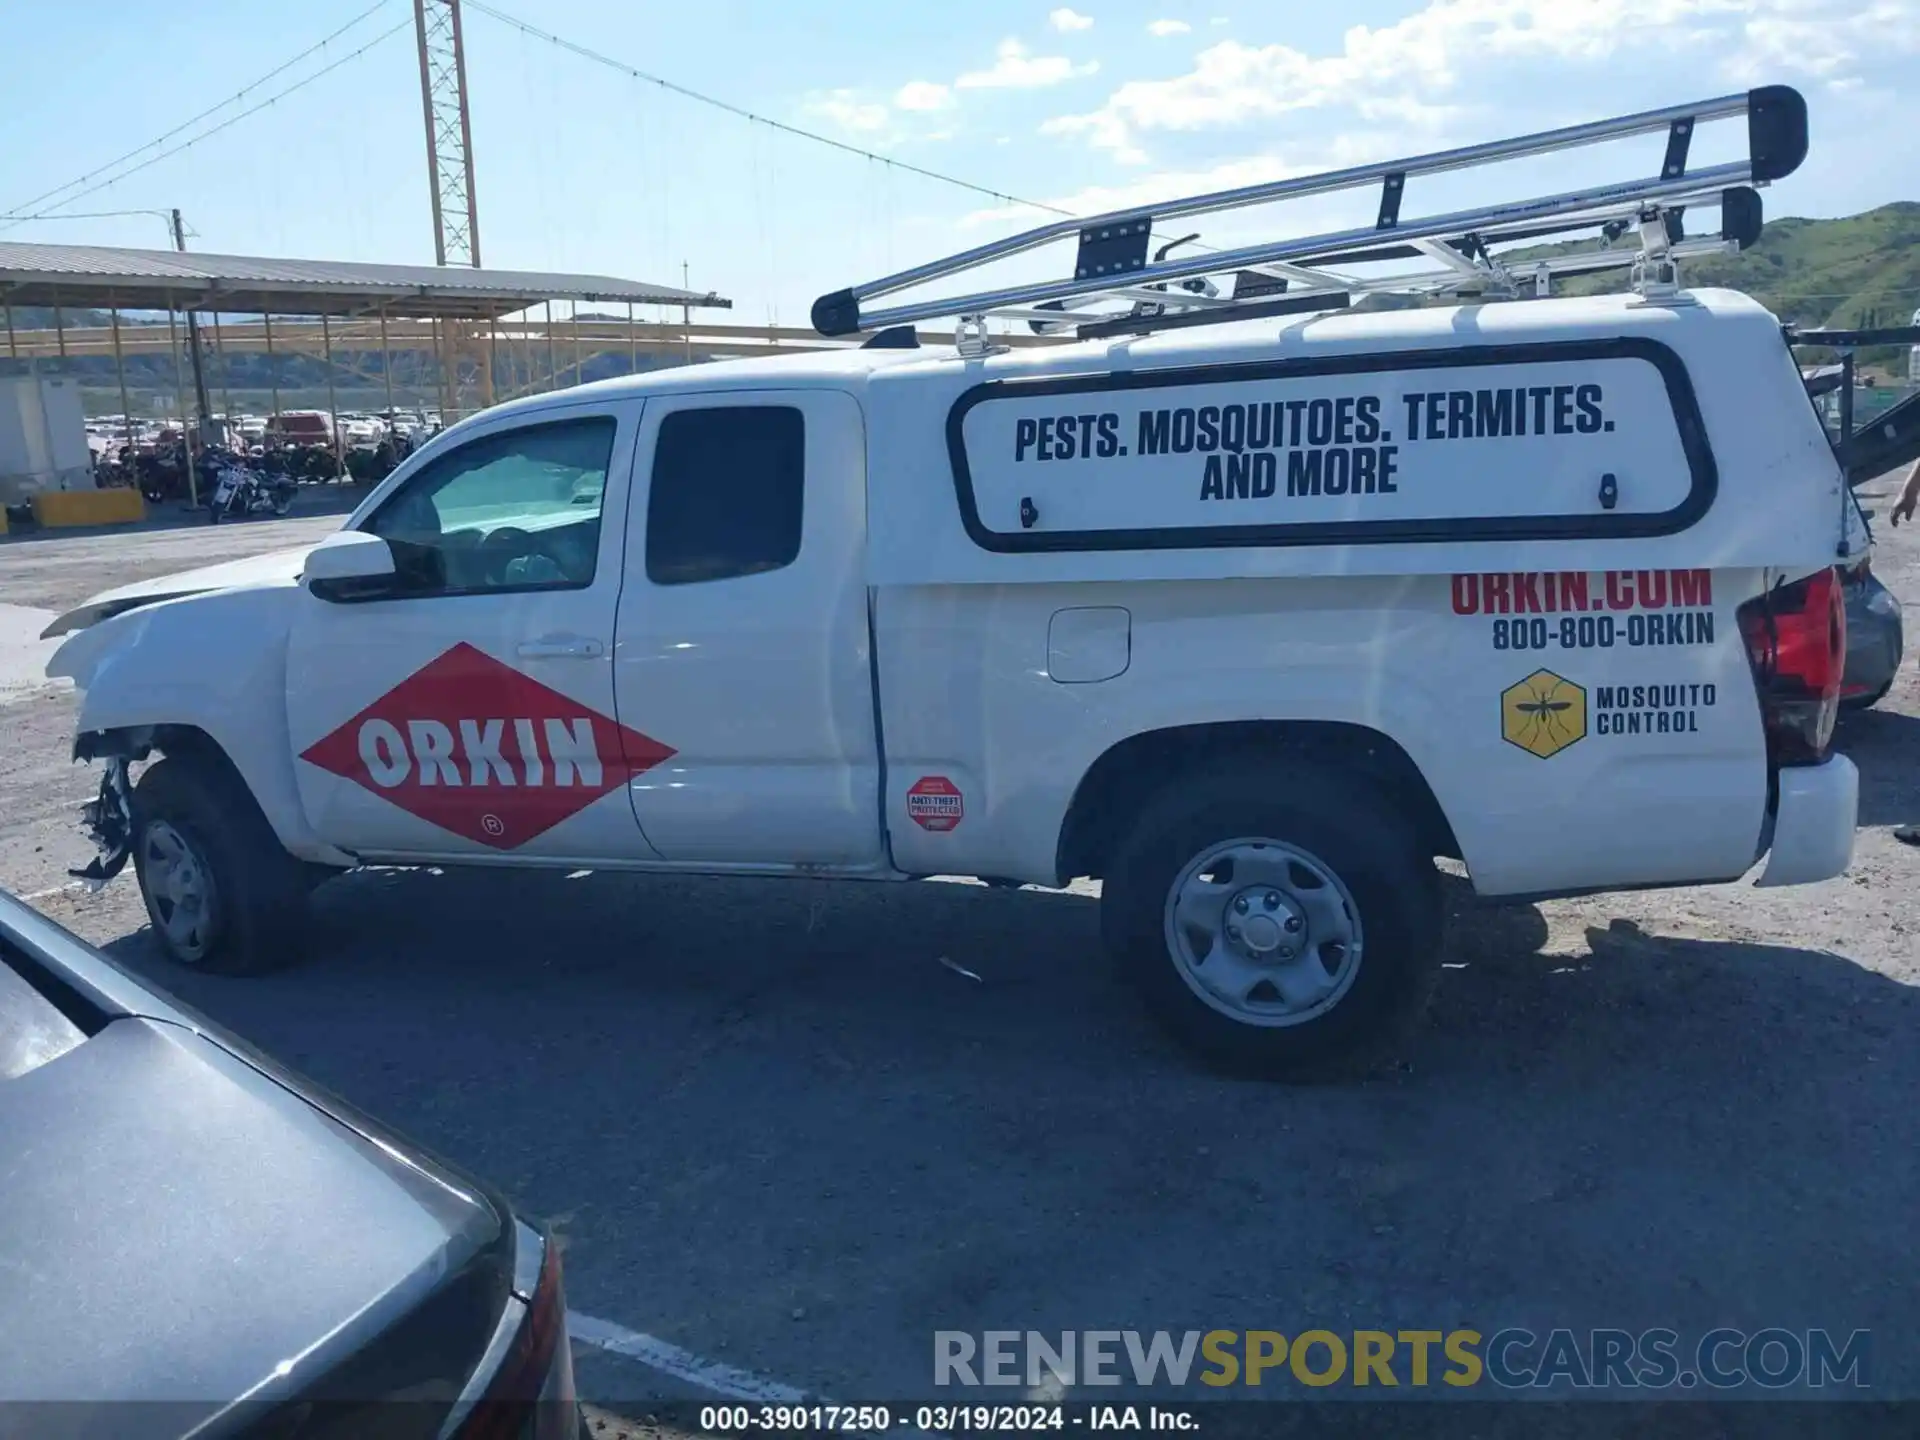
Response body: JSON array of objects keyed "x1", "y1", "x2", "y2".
[{"x1": 515, "y1": 636, "x2": 605, "y2": 660}]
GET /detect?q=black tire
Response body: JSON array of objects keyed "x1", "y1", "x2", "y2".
[
  {"x1": 130, "y1": 754, "x2": 311, "y2": 975},
  {"x1": 1102, "y1": 762, "x2": 1442, "y2": 1080}
]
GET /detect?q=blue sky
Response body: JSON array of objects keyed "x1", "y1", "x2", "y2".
[{"x1": 1, "y1": 0, "x2": 1914, "y2": 325}]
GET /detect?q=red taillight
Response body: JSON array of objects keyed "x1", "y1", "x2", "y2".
[
  {"x1": 459, "y1": 1236, "x2": 575, "y2": 1440},
  {"x1": 1736, "y1": 566, "x2": 1845, "y2": 768}
]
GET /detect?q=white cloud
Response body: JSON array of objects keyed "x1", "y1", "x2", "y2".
[
  {"x1": 894, "y1": 79, "x2": 954, "y2": 111},
  {"x1": 958, "y1": 37, "x2": 1100, "y2": 90},
  {"x1": 954, "y1": 0, "x2": 1918, "y2": 275},
  {"x1": 1040, "y1": 108, "x2": 1152, "y2": 166},
  {"x1": 1049, "y1": 6, "x2": 1095, "y2": 30},
  {"x1": 971, "y1": 130, "x2": 1410, "y2": 226},
  {"x1": 805, "y1": 89, "x2": 889, "y2": 134},
  {"x1": 1040, "y1": 0, "x2": 1917, "y2": 163},
  {"x1": 1147, "y1": 18, "x2": 1192, "y2": 36},
  {"x1": 1724, "y1": 0, "x2": 1920, "y2": 84}
]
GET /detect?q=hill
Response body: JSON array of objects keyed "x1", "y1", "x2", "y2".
[{"x1": 1550, "y1": 201, "x2": 1920, "y2": 370}]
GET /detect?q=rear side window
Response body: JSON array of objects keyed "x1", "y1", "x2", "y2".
[{"x1": 646, "y1": 406, "x2": 804, "y2": 585}]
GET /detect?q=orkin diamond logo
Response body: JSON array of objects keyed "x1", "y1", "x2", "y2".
[{"x1": 298, "y1": 642, "x2": 674, "y2": 850}]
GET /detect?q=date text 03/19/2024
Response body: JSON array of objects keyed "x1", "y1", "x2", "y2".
[{"x1": 695, "y1": 1404, "x2": 1197, "y2": 1432}]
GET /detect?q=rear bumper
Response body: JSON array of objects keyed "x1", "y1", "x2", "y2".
[{"x1": 1755, "y1": 755, "x2": 1859, "y2": 887}]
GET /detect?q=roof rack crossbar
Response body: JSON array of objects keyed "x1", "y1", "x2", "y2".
[
  {"x1": 811, "y1": 85, "x2": 1806, "y2": 341},
  {"x1": 842, "y1": 162, "x2": 1751, "y2": 333}
]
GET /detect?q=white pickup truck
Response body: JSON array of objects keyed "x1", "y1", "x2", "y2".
[
  {"x1": 38, "y1": 92, "x2": 1867, "y2": 1076},
  {"x1": 40, "y1": 287, "x2": 1859, "y2": 1076}
]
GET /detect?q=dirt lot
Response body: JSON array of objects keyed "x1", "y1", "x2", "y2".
[{"x1": 1, "y1": 475, "x2": 1916, "y2": 1413}]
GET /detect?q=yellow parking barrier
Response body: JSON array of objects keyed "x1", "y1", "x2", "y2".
[{"x1": 31, "y1": 488, "x2": 147, "y2": 528}]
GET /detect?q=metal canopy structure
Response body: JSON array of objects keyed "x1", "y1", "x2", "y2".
[
  {"x1": 0, "y1": 241, "x2": 733, "y2": 463},
  {"x1": 0, "y1": 241, "x2": 727, "y2": 319}
]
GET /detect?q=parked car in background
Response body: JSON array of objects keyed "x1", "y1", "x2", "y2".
[
  {"x1": 267, "y1": 410, "x2": 335, "y2": 448},
  {"x1": 341, "y1": 415, "x2": 381, "y2": 446},
  {"x1": 0, "y1": 888, "x2": 579, "y2": 1439},
  {"x1": 1841, "y1": 491, "x2": 1905, "y2": 709}
]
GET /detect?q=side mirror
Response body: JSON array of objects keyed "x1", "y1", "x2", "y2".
[{"x1": 304, "y1": 530, "x2": 398, "y2": 603}]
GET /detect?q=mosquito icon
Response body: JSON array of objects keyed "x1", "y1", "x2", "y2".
[{"x1": 1504, "y1": 671, "x2": 1585, "y2": 756}]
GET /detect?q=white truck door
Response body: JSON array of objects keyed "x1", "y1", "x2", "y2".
[
  {"x1": 613, "y1": 388, "x2": 884, "y2": 868},
  {"x1": 287, "y1": 398, "x2": 670, "y2": 863}
]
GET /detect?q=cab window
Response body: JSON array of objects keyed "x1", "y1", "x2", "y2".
[
  {"x1": 645, "y1": 406, "x2": 804, "y2": 585},
  {"x1": 364, "y1": 417, "x2": 617, "y2": 596}
]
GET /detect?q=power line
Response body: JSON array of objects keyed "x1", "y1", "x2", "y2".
[
  {"x1": 2, "y1": 16, "x2": 414, "y2": 228},
  {"x1": 0, "y1": 207, "x2": 181, "y2": 246},
  {"x1": 0, "y1": 209, "x2": 174, "y2": 223},
  {"x1": 465, "y1": 0, "x2": 1076, "y2": 220},
  {"x1": 3, "y1": 0, "x2": 393, "y2": 222}
]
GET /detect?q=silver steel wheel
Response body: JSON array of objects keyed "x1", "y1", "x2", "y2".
[
  {"x1": 1162, "y1": 837, "x2": 1363, "y2": 1027},
  {"x1": 140, "y1": 820, "x2": 220, "y2": 964}
]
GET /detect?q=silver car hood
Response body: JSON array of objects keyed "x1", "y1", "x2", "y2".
[{"x1": 0, "y1": 997, "x2": 503, "y2": 1435}]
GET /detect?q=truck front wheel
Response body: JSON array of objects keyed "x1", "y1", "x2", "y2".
[
  {"x1": 130, "y1": 755, "x2": 309, "y2": 974},
  {"x1": 1102, "y1": 763, "x2": 1442, "y2": 1080}
]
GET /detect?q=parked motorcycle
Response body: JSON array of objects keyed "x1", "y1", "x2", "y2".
[
  {"x1": 92, "y1": 452, "x2": 135, "y2": 490},
  {"x1": 292, "y1": 444, "x2": 343, "y2": 482},
  {"x1": 134, "y1": 446, "x2": 192, "y2": 504},
  {"x1": 205, "y1": 456, "x2": 296, "y2": 522},
  {"x1": 344, "y1": 440, "x2": 399, "y2": 485}
]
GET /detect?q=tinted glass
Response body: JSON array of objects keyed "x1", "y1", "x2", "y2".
[{"x1": 645, "y1": 406, "x2": 804, "y2": 585}]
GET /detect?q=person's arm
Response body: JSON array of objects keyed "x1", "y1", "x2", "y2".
[{"x1": 1894, "y1": 458, "x2": 1920, "y2": 526}]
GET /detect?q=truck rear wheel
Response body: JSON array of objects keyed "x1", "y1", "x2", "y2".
[
  {"x1": 1102, "y1": 763, "x2": 1442, "y2": 1080},
  {"x1": 130, "y1": 755, "x2": 309, "y2": 975}
]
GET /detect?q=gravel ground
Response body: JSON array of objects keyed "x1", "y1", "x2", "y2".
[
  {"x1": 0, "y1": 493, "x2": 355, "y2": 614},
  {"x1": 1, "y1": 473, "x2": 1915, "y2": 1418}
]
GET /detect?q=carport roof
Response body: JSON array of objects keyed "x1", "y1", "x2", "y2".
[{"x1": 0, "y1": 241, "x2": 730, "y2": 320}]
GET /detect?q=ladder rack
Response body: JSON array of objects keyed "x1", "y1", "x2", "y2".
[{"x1": 811, "y1": 86, "x2": 1806, "y2": 345}]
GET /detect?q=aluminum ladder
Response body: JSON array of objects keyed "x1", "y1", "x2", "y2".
[{"x1": 811, "y1": 85, "x2": 1807, "y2": 348}]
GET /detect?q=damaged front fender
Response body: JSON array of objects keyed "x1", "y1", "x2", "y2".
[{"x1": 71, "y1": 757, "x2": 134, "y2": 886}]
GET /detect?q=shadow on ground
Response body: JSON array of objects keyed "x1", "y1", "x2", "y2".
[
  {"x1": 99, "y1": 860, "x2": 1920, "y2": 1402},
  {"x1": 1837, "y1": 705, "x2": 1920, "y2": 827}
]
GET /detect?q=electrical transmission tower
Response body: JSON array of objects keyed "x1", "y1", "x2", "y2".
[
  {"x1": 414, "y1": 0, "x2": 480, "y2": 267},
  {"x1": 413, "y1": 0, "x2": 488, "y2": 416}
]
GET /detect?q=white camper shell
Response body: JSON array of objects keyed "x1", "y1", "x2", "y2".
[
  {"x1": 41, "y1": 86, "x2": 1860, "y2": 1077},
  {"x1": 869, "y1": 288, "x2": 1840, "y2": 585}
]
